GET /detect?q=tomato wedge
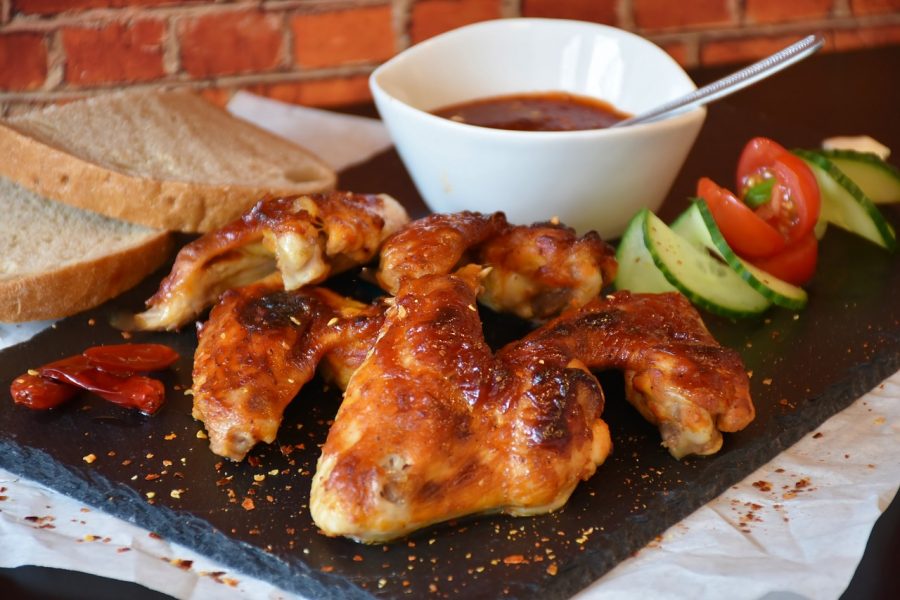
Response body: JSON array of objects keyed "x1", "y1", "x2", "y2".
[
  {"x1": 750, "y1": 231, "x2": 818, "y2": 286},
  {"x1": 697, "y1": 177, "x2": 787, "y2": 258},
  {"x1": 84, "y1": 343, "x2": 179, "y2": 374},
  {"x1": 736, "y1": 137, "x2": 821, "y2": 244}
]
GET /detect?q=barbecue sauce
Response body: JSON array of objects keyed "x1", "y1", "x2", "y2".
[{"x1": 432, "y1": 91, "x2": 629, "y2": 132}]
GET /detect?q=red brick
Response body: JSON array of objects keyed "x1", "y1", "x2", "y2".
[
  {"x1": 700, "y1": 33, "x2": 830, "y2": 66},
  {"x1": 63, "y1": 19, "x2": 165, "y2": 86},
  {"x1": 849, "y1": 0, "x2": 900, "y2": 15},
  {"x1": 198, "y1": 87, "x2": 234, "y2": 108},
  {"x1": 410, "y1": 0, "x2": 502, "y2": 44},
  {"x1": 834, "y1": 24, "x2": 900, "y2": 50},
  {"x1": 633, "y1": 0, "x2": 732, "y2": 31},
  {"x1": 251, "y1": 75, "x2": 372, "y2": 108},
  {"x1": 179, "y1": 9, "x2": 283, "y2": 78},
  {"x1": 521, "y1": 0, "x2": 618, "y2": 24},
  {"x1": 745, "y1": 0, "x2": 833, "y2": 24},
  {"x1": 13, "y1": 0, "x2": 179, "y2": 16},
  {"x1": 292, "y1": 5, "x2": 395, "y2": 69},
  {"x1": 0, "y1": 32, "x2": 47, "y2": 90}
]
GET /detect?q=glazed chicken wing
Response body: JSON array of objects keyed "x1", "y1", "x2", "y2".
[
  {"x1": 192, "y1": 280, "x2": 384, "y2": 461},
  {"x1": 522, "y1": 291, "x2": 755, "y2": 458},
  {"x1": 376, "y1": 211, "x2": 616, "y2": 320},
  {"x1": 130, "y1": 191, "x2": 407, "y2": 331},
  {"x1": 310, "y1": 277, "x2": 753, "y2": 542},
  {"x1": 310, "y1": 266, "x2": 612, "y2": 543},
  {"x1": 477, "y1": 223, "x2": 617, "y2": 319}
]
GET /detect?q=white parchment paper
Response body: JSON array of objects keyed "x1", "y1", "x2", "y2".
[{"x1": 1, "y1": 94, "x2": 897, "y2": 599}]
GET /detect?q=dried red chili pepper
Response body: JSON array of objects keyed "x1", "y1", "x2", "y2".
[
  {"x1": 83, "y1": 343, "x2": 179, "y2": 374},
  {"x1": 9, "y1": 343, "x2": 178, "y2": 415},
  {"x1": 10, "y1": 372, "x2": 78, "y2": 410},
  {"x1": 40, "y1": 355, "x2": 165, "y2": 415}
]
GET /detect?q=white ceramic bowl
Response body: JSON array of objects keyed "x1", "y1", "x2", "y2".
[{"x1": 370, "y1": 18, "x2": 706, "y2": 239}]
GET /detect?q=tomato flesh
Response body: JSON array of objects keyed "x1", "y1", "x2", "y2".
[
  {"x1": 736, "y1": 137, "x2": 821, "y2": 244},
  {"x1": 697, "y1": 177, "x2": 786, "y2": 258},
  {"x1": 750, "y1": 231, "x2": 819, "y2": 286}
]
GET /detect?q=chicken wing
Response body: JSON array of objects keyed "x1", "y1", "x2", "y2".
[
  {"x1": 477, "y1": 223, "x2": 617, "y2": 319},
  {"x1": 129, "y1": 192, "x2": 407, "y2": 331},
  {"x1": 521, "y1": 291, "x2": 755, "y2": 459},
  {"x1": 310, "y1": 276, "x2": 753, "y2": 542},
  {"x1": 192, "y1": 280, "x2": 384, "y2": 461},
  {"x1": 310, "y1": 266, "x2": 612, "y2": 543},
  {"x1": 376, "y1": 212, "x2": 616, "y2": 320}
]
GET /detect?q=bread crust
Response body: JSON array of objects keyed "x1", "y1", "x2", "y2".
[
  {"x1": 0, "y1": 231, "x2": 173, "y2": 322},
  {"x1": 0, "y1": 117, "x2": 337, "y2": 234}
]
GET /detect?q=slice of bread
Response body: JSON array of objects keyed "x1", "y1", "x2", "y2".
[
  {"x1": 0, "y1": 176, "x2": 173, "y2": 322},
  {"x1": 0, "y1": 90, "x2": 337, "y2": 233}
]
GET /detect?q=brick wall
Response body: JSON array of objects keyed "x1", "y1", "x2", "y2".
[{"x1": 1, "y1": 0, "x2": 899, "y2": 115}]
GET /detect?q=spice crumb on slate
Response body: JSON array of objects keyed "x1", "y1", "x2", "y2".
[{"x1": 83, "y1": 454, "x2": 96, "y2": 464}]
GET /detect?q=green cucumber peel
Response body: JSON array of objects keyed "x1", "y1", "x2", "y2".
[
  {"x1": 642, "y1": 210, "x2": 771, "y2": 319},
  {"x1": 794, "y1": 149, "x2": 897, "y2": 252},
  {"x1": 812, "y1": 149, "x2": 900, "y2": 204},
  {"x1": 673, "y1": 199, "x2": 808, "y2": 310},
  {"x1": 613, "y1": 209, "x2": 677, "y2": 294}
]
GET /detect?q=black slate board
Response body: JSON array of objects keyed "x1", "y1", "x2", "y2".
[{"x1": 2, "y1": 47, "x2": 900, "y2": 599}]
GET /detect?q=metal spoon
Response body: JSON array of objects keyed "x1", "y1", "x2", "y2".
[{"x1": 610, "y1": 33, "x2": 825, "y2": 128}]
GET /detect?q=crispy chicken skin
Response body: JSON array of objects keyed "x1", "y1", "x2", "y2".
[
  {"x1": 310, "y1": 266, "x2": 612, "y2": 543},
  {"x1": 376, "y1": 211, "x2": 508, "y2": 294},
  {"x1": 525, "y1": 291, "x2": 755, "y2": 459},
  {"x1": 130, "y1": 192, "x2": 408, "y2": 331},
  {"x1": 477, "y1": 223, "x2": 617, "y2": 319},
  {"x1": 376, "y1": 212, "x2": 616, "y2": 320},
  {"x1": 192, "y1": 280, "x2": 384, "y2": 461}
]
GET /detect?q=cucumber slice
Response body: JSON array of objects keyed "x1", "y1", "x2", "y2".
[
  {"x1": 614, "y1": 209, "x2": 677, "y2": 293},
  {"x1": 815, "y1": 149, "x2": 900, "y2": 204},
  {"x1": 794, "y1": 149, "x2": 897, "y2": 252},
  {"x1": 670, "y1": 200, "x2": 808, "y2": 309},
  {"x1": 642, "y1": 210, "x2": 771, "y2": 318}
]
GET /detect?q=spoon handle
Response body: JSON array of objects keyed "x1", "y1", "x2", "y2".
[{"x1": 611, "y1": 33, "x2": 826, "y2": 128}]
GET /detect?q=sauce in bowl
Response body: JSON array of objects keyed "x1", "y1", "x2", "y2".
[{"x1": 432, "y1": 91, "x2": 630, "y2": 132}]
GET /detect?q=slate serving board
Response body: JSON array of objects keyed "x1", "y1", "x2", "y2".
[{"x1": 2, "y1": 47, "x2": 900, "y2": 599}]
